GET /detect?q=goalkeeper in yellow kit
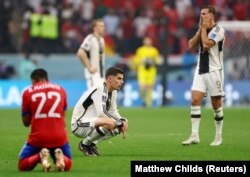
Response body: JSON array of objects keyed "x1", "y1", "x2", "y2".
[{"x1": 132, "y1": 37, "x2": 160, "y2": 107}]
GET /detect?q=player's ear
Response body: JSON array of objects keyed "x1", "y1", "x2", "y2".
[
  {"x1": 31, "y1": 79, "x2": 36, "y2": 85},
  {"x1": 209, "y1": 14, "x2": 213, "y2": 21},
  {"x1": 107, "y1": 76, "x2": 112, "y2": 83}
]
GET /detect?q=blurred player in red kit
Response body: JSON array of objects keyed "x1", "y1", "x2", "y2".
[{"x1": 18, "y1": 68, "x2": 72, "y2": 172}]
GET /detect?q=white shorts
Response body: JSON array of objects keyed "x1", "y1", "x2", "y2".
[
  {"x1": 85, "y1": 70, "x2": 104, "y2": 88},
  {"x1": 191, "y1": 70, "x2": 225, "y2": 97},
  {"x1": 71, "y1": 117, "x2": 98, "y2": 138}
]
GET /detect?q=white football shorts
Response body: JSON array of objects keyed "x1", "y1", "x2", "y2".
[
  {"x1": 71, "y1": 117, "x2": 98, "y2": 138},
  {"x1": 191, "y1": 69, "x2": 225, "y2": 97}
]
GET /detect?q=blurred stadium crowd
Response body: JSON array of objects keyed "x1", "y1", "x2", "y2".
[
  {"x1": 1, "y1": 0, "x2": 250, "y2": 54},
  {"x1": 0, "y1": 0, "x2": 250, "y2": 80}
]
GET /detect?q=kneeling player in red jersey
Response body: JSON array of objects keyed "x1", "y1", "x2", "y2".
[{"x1": 18, "y1": 68, "x2": 72, "y2": 172}]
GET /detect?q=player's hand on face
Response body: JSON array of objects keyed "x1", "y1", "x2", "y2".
[
  {"x1": 199, "y1": 17, "x2": 202, "y2": 27},
  {"x1": 201, "y1": 17, "x2": 210, "y2": 30}
]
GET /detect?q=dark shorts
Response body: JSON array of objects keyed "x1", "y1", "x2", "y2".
[{"x1": 19, "y1": 142, "x2": 72, "y2": 160}]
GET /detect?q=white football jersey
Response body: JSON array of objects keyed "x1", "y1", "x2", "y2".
[
  {"x1": 80, "y1": 34, "x2": 105, "y2": 79},
  {"x1": 196, "y1": 24, "x2": 225, "y2": 74},
  {"x1": 71, "y1": 83, "x2": 122, "y2": 131}
]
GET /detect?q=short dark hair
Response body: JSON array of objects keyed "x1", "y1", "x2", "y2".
[
  {"x1": 105, "y1": 67, "x2": 124, "y2": 79},
  {"x1": 31, "y1": 68, "x2": 48, "y2": 82},
  {"x1": 202, "y1": 5, "x2": 216, "y2": 15}
]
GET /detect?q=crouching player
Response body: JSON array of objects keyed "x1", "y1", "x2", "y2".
[
  {"x1": 71, "y1": 67, "x2": 128, "y2": 156},
  {"x1": 18, "y1": 68, "x2": 72, "y2": 172}
]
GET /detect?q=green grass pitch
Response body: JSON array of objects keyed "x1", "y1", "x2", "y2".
[{"x1": 0, "y1": 107, "x2": 250, "y2": 177}]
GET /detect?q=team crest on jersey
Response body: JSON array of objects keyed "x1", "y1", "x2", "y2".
[
  {"x1": 102, "y1": 96, "x2": 107, "y2": 102},
  {"x1": 211, "y1": 33, "x2": 216, "y2": 39}
]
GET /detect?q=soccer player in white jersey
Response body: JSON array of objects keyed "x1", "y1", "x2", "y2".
[
  {"x1": 182, "y1": 5, "x2": 225, "y2": 146},
  {"x1": 77, "y1": 19, "x2": 105, "y2": 88},
  {"x1": 71, "y1": 67, "x2": 128, "y2": 156}
]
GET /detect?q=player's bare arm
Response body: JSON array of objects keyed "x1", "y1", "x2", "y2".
[
  {"x1": 201, "y1": 18, "x2": 215, "y2": 50},
  {"x1": 22, "y1": 114, "x2": 31, "y2": 127},
  {"x1": 188, "y1": 28, "x2": 201, "y2": 50},
  {"x1": 77, "y1": 48, "x2": 97, "y2": 74}
]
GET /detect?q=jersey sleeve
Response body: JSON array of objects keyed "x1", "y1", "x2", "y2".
[
  {"x1": 107, "y1": 91, "x2": 123, "y2": 120},
  {"x1": 208, "y1": 26, "x2": 224, "y2": 44},
  {"x1": 21, "y1": 89, "x2": 30, "y2": 116},
  {"x1": 61, "y1": 87, "x2": 67, "y2": 111},
  {"x1": 80, "y1": 35, "x2": 91, "y2": 51}
]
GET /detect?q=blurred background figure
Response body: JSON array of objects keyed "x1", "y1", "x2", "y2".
[
  {"x1": 131, "y1": 36, "x2": 160, "y2": 107},
  {"x1": 0, "y1": 59, "x2": 15, "y2": 79},
  {"x1": 19, "y1": 51, "x2": 37, "y2": 80},
  {"x1": 77, "y1": 19, "x2": 106, "y2": 89}
]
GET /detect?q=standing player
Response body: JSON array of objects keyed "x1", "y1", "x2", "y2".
[
  {"x1": 77, "y1": 19, "x2": 106, "y2": 89},
  {"x1": 71, "y1": 67, "x2": 128, "y2": 156},
  {"x1": 182, "y1": 5, "x2": 225, "y2": 146},
  {"x1": 18, "y1": 68, "x2": 72, "y2": 172},
  {"x1": 132, "y1": 36, "x2": 160, "y2": 107}
]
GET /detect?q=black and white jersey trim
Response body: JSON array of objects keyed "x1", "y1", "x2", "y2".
[
  {"x1": 102, "y1": 105, "x2": 120, "y2": 120},
  {"x1": 77, "y1": 121, "x2": 90, "y2": 127}
]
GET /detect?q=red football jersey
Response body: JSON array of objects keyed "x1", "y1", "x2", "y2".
[{"x1": 22, "y1": 81, "x2": 68, "y2": 148}]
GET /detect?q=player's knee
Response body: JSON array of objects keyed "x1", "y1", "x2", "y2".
[
  {"x1": 63, "y1": 156, "x2": 72, "y2": 171},
  {"x1": 211, "y1": 96, "x2": 222, "y2": 108},
  {"x1": 18, "y1": 159, "x2": 32, "y2": 171},
  {"x1": 96, "y1": 117, "x2": 115, "y2": 130},
  {"x1": 18, "y1": 160, "x2": 25, "y2": 171},
  {"x1": 103, "y1": 119, "x2": 116, "y2": 130},
  {"x1": 191, "y1": 98, "x2": 202, "y2": 106},
  {"x1": 191, "y1": 92, "x2": 204, "y2": 105}
]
